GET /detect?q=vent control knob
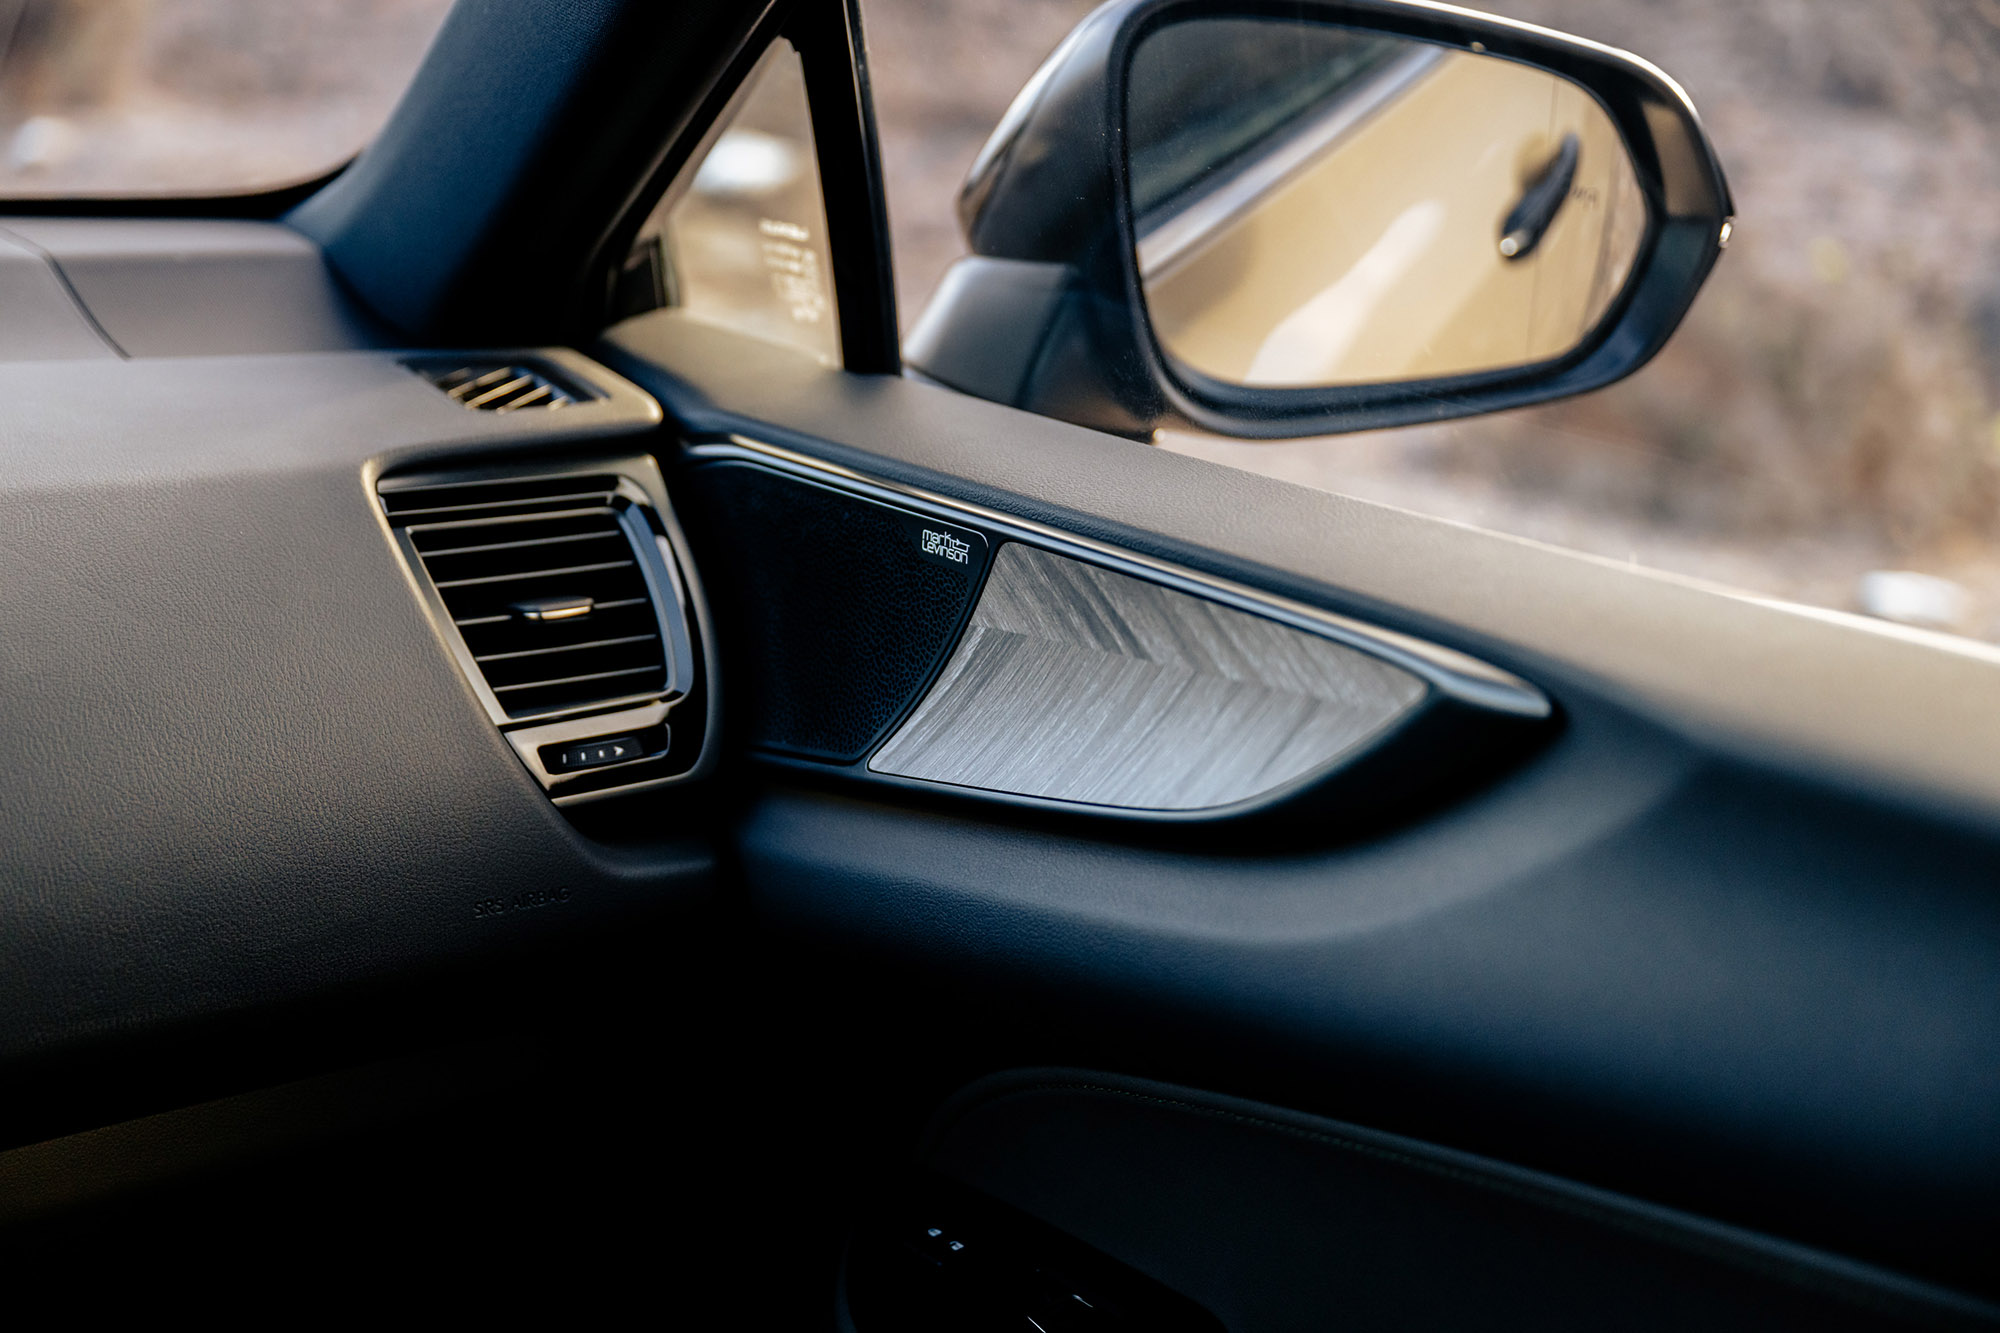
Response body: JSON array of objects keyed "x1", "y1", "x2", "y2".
[{"x1": 513, "y1": 595, "x2": 594, "y2": 622}]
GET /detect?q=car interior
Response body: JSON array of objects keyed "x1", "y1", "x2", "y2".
[{"x1": 0, "y1": 0, "x2": 1994, "y2": 1325}]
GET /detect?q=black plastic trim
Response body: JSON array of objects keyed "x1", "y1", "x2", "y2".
[
  {"x1": 924, "y1": 1070, "x2": 2000, "y2": 1328},
  {"x1": 793, "y1": 0, "x2": 903, "y2": 374},
  {"x1": 560, "y1": 2, "x2": 799, "y2": 343},
  {"x1": 294, "y1": 0, "x2": 785, "y2": 344}
]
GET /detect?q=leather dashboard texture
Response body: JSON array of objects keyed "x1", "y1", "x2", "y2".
[
  {"x1": 0, "y1": 220, "x2": 385, "y2": 359},
  {"x1": 0, "y1": 228, "x2": 118, "y2": 361},
  {"x1": 0, "y1": 347, "x2": 706, "y2": 1083},
  {"x1": 870, "y1": 542, "x2": 1425, "y2": 809}
]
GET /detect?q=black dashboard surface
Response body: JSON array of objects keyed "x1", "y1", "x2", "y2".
[{"x1": 0, "y1": 348, "x2": 706, "y2": 1083}]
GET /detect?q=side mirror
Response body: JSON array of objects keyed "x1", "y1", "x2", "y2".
[{"x1": 904, "y1": 0, "x2": 1733, "y2": 440}]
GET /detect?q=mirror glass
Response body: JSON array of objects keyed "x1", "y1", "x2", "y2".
[{"x1": 1128, "y1": 19, "x2": 1647, "y2": 389}]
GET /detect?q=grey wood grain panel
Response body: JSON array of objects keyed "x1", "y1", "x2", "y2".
[{"x1": 869, "y1": 543, "x2": 1426, "y2": 810}]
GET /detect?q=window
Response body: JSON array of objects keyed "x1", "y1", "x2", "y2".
[
  {"x1": 0, "y1": 0, "x2": 454, "y2": 197},
  {"x1": 633, "y1": 39, "x2": 839, "y2": 366},
  {"x1": 862, "y1": 0, "x2": 2000, "y2": 646}
]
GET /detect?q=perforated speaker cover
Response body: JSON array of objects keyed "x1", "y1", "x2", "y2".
[{"x1": 680, "y1": 461, "x2": 989, "y2": 761}]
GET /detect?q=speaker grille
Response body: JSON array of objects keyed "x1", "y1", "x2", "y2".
[{"x1": 682, "y1": 462, "x2": 988, "y2": 761}]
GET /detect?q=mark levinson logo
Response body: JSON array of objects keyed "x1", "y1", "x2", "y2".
[{"x1": 922, "y1": 528, "x2": 972, "y2": 564}]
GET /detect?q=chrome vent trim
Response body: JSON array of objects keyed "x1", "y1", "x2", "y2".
[
  {"x1": 379, "y1": 469, "x2": 690, "y2": 729},
  {"x1": 407, "y1": 360, "x2": 588, "y2": 412}
]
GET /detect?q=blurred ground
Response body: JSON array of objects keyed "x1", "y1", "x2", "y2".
[{"x1": 861, "y1": 0, "x2": 2000, "y2": 642}]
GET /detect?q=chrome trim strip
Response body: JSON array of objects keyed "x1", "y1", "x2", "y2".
[{"x1": 688, "y1": 436, "x2": 1550, "y2": 720}]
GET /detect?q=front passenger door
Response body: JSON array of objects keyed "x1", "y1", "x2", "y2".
[{"x1": 593, "y1": 1, "x2": 2000, "y2": 1326}]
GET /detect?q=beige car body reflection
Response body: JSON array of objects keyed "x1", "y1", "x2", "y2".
[{"x1": 1140, "y1": 45, "x2": 1647, "y2": 388}]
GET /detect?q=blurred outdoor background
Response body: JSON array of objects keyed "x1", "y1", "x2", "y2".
[
  {"x1": 3, "y1": 1, "x2": 1999, "y2": 640},
  {"x1": 863, "y1": 0, "x2": 2000, "y2": 641},
  {"x1": 0, "y1": 0, "x2": 449, "y2": 195}
]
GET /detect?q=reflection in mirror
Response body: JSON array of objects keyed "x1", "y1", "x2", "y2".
[{"x1": 1129, "y1": 20, "x2": 1647, "y2": 389}]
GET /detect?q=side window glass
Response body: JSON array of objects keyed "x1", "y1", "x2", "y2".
[{"x1": 630, "y1": 39, "x2": 839, "y2": 366}]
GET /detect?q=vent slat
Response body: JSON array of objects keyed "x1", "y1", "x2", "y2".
[
  {"x1": 409, "y1": 360, "x2": 585, "y2": 412},
  {"x1": 452, "y1": 597, "x2": 647, "y2": 630},
  {"x1": 494, "y1": 384, "x2": 556, "y2": 412},
  {"x1": 490, "y1": 665, "x2": 661, "y2": 695},
  {"x1": 436, "y1": 567, "x2": 652, "y2": 627},
  {"x1": 381, "y1": 474, "x2": 618, "y2": 520},
  {"x1": 382, "y1": 470, "x2": 670, "y2": 718},
  {"x1": 418, "y1": 529, "x2": 625, "y2": 559},
  {"x1": 443, "y1": 368, "x2": 516, "y2": 399},
  {"x1": 463, "y1": 375, "x2": 536, "y2": 409},
  {"x1": 430, "y1": 559, "x2": 635, "y2": 590},
  {"x1": 457, "y1": 600, "x2": 654, "y2": 651},
  {"x1": 391, "y1": 494, "x2": 615, "y2": 521},
  {"x1": 475, "y1": 634, "x2": 659, "y2": 664}
]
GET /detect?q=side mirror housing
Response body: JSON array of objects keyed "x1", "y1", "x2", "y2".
[{"x1": 905, "y1": 0, "x2": 1734, "y2": 440}]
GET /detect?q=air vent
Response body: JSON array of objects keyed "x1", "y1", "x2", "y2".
[
  {"x1": 382, "y1": 473, "x2": 674, "y2": 720},
  {"x1": 409, "y1": 360, "x2": 586, "y2": 412}
]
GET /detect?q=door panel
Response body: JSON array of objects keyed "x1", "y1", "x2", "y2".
[
  {"x1": 601, "y1": 309, "x2": 2000, "y2": 1303},
  {"x1": 899, "y1": 1072, "x2": 1981, "y2": 1329}
]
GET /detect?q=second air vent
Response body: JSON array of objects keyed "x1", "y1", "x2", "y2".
[
  {"x1": 382, "y1": 471, "x2": 683, "y2": 721},
  {"x1": 409, "y1": 360, "x2": 588, "y2": 412}
]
